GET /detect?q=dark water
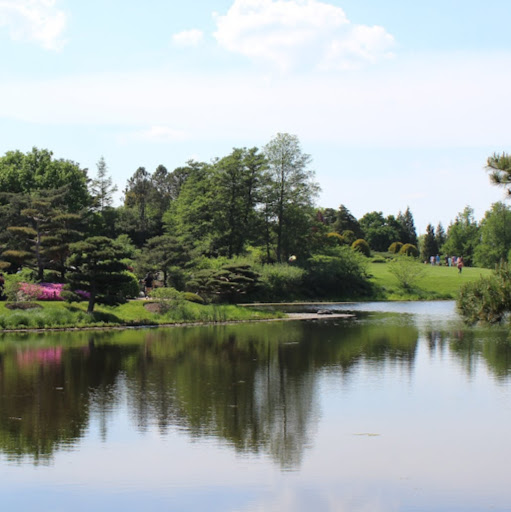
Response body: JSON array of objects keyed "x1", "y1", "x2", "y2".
[{"x1": 1, "y1": 301, "x2": 511, "y2": 511}]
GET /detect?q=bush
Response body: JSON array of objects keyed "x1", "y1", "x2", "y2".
[
  {"x1": 351, "y1": 239, "x2": 371, "y2": 257},
  {"x1": 388, "y1": 242, "x2": 403, "y2": 254},
  {"x1": 257, "y1": 263, "x2": 305, "y2": 301},
  {"x1": 399, "y1": 243, "x2": 419, "y2": 257},
  {"x1": 304, "y1": 246, "x2": 371, "y2": 298},
  {"x1": 182, "y1": 292, "x2": 205, "y2": 304},
  {"x1": 387, "y1": 255, "x2": 426, "y2": 291},
  {"x1": 457, "y1": 263, "x2": 511, "y2": 324},
  {"x1": 149, "y1": 287, "x2": 182, "y2": 300},
  {"x1": 120, "y1": 271, "x2": 140, "y2": 299}
]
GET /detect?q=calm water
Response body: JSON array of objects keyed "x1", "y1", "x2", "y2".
[{"x1": 1, "y1": 301, "x2": 511, "y2": 511}]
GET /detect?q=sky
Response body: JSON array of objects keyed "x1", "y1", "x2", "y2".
[{"x1": 0, "y1": 0, "x2": 510, "y2": 234}]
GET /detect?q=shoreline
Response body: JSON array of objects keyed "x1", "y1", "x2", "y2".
[{"x1": 0, "y1": 312, "x2": 355, "y2": 334}]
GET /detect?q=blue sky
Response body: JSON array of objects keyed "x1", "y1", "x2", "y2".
[{"x1": 1, "y1": 0, "x2": 510, "y2": 233}]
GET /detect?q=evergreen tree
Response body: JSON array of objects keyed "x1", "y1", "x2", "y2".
[
  {"x1": 90, "y1": 156, "x2": 117, "y2": 212},
  {"x1": 421, "y1": 224, "x2": 438, "y2": 261},
  {"x1": 397, "y1": 207, "x2": 418, "y2": 245},
  {"x1": 66, "y1": 236, "x2": 130, "y2": 313}
]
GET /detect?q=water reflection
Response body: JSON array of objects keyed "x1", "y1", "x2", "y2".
[{"x1": 0, "y1": 317, "x2": 419, "y2": 467}]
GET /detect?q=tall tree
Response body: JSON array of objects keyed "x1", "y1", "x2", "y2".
[
  {"x1": 473, "y1": 202, "x2": 511, "y2": 268},
  {"x1": 333, "y1": 205, "x2": 364, "y2": 239},
  {"x1": 397, "y1": 207, "x2": 418, "y2": 245},
  {"x1": 90, "y1": 156, "x2": 118, "y2": 212},
  {"x1": 0, "y1": 147, "x2": 90, "y2": 211},
  {"x1": 421, "y1": 224, "x2": 438, "y2": 261},
  {"x1": 442, "y1": 206, "x2": 480, "y2": 265},
  {"x1": 263, "y1": 133, "x2": 319, "y2": 262}
]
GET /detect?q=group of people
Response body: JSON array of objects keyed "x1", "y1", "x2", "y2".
[{"x1": 428, "y1": 255, "x2": 464, "y2": 273}]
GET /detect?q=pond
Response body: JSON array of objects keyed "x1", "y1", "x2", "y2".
[{"x1": 0, "y1": 301, "x2": 510, "y2": 511}]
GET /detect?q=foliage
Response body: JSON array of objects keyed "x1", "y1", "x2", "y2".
[
  {"x1": 473, "y1": 202, "x2": 511, "y2": 268},
  {"x1": 186, "y1": 264, "x2": 260, "y2": 303},
  {"x1": 263, "y1": 133, "x2": 320, "y2": 262},
  {"x1": 442, "y1": 206, "x2": 479, "y2": 266},
  {"x1": 65, "y1": 236, "x2": 131, "y2": 313},
  {"x1": 18, "y1": 282, "x2": 64, "y2": 301},
  {"x1": 388, "y1": 241, "x2": 403, "y2": 254},
  {"x1": 387, "y1": 256, "x2": 426, "y2": 291},
  {"x1": 257, "y1": 263, "x2": 305, "y2": 301},
  {"x1": 421, "y1": 224, "x2": 438, "y2": 261},
  {"x1": 351, "y1": 238, "x2": 371, "y2": 257},
  {"x1": 119, "y1": 271, "x2": 140, "y2": 299},
  {"x1": 149, "y1": 287, "x2": 183, "y2": 300},
  {"x1": 486, "y1": 152, "x2": 511, "y2": 196},
  {"x1": 359, "y1": 211, "x2": 401, "y2": 251},
  {"x1": 0, "y1": 147, "x2": 90, "y2": 211},
  {"x1": 182, "y1": 292, "x2": 205, "y2": 304},
  {"x1": 399, "y1": 243, "x2": 419, "y2": 257},
  {"x1": 90, "y1": 156, "x2": 117, "y2": 212},
  {"x1": 396, "y1": 207, "x2": 418, "y2": 245},
  {"x1": 304, "y1": 247, "x2": 371, "y2": 298},
  {"x1": 457, "y1": 263, "x2": 511, "y2": 324}
]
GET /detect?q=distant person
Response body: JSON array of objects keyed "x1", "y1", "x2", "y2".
[
  {"x1": 143, "y1": 272, "x2": 154, "y2": 296},
  {"x1": 430, "y1": 255, "x2": 435, "y2": 265},
  {"x1": 436, "y1": 254, "x2": 440, "y2": 266},
  {"x1": 457, "y1": 257, "x2": 464, "y2": 274}
]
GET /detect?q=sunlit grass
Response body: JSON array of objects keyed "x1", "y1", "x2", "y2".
[
  {"x1": 0, "y1": 300, "x2": 282, "y2": 330},
  {"x1": 368, "y1": 261, "x2": 493, "y2": 300}
]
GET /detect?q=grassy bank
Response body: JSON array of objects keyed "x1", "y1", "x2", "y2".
[
  {"x1": 0, "y1": 300, "x2": 283, "y2": 331},
  {"x1": 367, "y1": 261, "x2": 493, "y2": 300}
]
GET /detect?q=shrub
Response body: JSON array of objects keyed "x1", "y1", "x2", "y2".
[
  {"x1": 119, "y1": 271, "x2": 140, "y2": 299},
  {"x1": 5, "y1": 302, "x2": 42, "y2": 310},
  {"x1": 351, "y1": 239, "x2": 371, "y2": 257},
  {"x1": 150, "y1": 287, "x2": 182, "y2": 300},
  {"x1": 257, "y1": 263, "x2": 305, "y2": 301},
  {"x1": 388, "y1": 242, "x2": 403, "y2": 254},
  {"x1": 182, "y1": 292, "x2": 205, "y2": 304},
  {"x1": 457, "y1": 263, "x2": 511, "y2": 324},
  {"x1": 399, "y1": 243, "x2": 419, "y2": 257},
  {"x1": 304, "y1": 246, "x2": 371, "y2": 298},
  {"x1": 387, "y1": 256, "x2": 426, "y2": 291},
  {"x1": 327, "y1": 232, "x2": 345, "y2": 246}
]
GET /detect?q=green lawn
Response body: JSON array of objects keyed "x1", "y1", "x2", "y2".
[
  {"x1": 0, "y1": 300, "x2": 283, "y2": 331},
  {"x1": 367, "y1": 261, "x2": 493, "y2": 300}
]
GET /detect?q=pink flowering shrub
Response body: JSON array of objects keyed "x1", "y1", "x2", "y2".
[{"x1": 18, "y1": 282, "x2": 64, "y2": 301}]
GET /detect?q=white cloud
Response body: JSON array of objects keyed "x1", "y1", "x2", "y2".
[
  {"x1": 172, "y1": 29, "x2": 204, "y2": 48},
  {"x1": 0, "y1": 52, "x2": 510, "y2": 150},
  {"x1": 0, "y1": 0, "x2": 67, "y2": 50},
  {"x1": 213, "y1": 0, "x2": 395, "y2": 71}
]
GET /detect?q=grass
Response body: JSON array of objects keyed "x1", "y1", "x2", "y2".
[
  {"x1": 0, "y1": 300, "x2": 283, "y2": 331},
  {"x1": 367, "y1": 261, "x2": 493, "y2": 300}
]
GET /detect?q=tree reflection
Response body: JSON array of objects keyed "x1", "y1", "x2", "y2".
[{"x1": 0, "y1": 318, "x2": 420, "y2": 467}]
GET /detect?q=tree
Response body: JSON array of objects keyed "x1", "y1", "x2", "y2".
[
  {"x1": 209, "y1": 147, "x2": 267, "y2": 257},
  {"x1": 263, "y1": 133, "x2": 320, "y2": 262},
  {"x1": 66, "y1": 237, "x2": 130, "y2": 313},
  {"x1": 359, "y1": 211, "x2": 400, "y2": 252},
  {"x1": 435, "y1": 222, "x2": 446, "y2": 251},
  {"x1": 333, "y1": 205, "x2": 364, "y2": 239},
  {"x1": 397, "y1": 207, "x2": 418, "y2": 246},
  {"x1": 138, "y1": 235, "x2": 189, "y2": 288},
  {"x1": 4, "y1": 188, "x2": 81, "y2": 280},
  {"x1": 0, "y1": 147, "x2": 90, "y2": 211},
  {"x1": 90, "y1": 157, "x2": 117, "y2": 212},
  {"x1": 421, "y1": 224, "x2": 438, "y2": 261},
  {"x1": 442, "y1": 206, "x2": 479, "y2": 266},
  {"x1": 486, "y1": 152, "x2": 511, "y2": 196},
  {"x1": 473, "y1": 202, "x2": 511, "y2": 268}
]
